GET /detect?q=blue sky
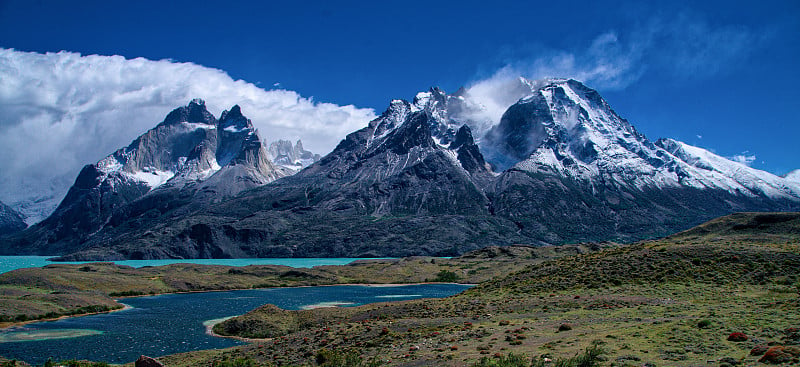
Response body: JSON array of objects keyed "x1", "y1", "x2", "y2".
[{"x1": 1, "y1": 0, "x2": 798, "y2": 175}]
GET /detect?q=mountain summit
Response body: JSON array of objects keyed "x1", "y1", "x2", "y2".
[
  {"x1": 5, "y1": 80, "x2": 800, "y2": 259},
  {"x1": 478, "y1": 79, "x2": 800, "y2": 198},
  {"x1": 479, "y1": 78, "x2": 800, "y2": 243}
]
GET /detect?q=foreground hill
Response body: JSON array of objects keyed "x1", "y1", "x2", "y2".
[{"x1": 189, "y1": 212, "x2": 800, "y2": 366}]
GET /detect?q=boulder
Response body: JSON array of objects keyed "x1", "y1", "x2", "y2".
[
  {"x1": 758, "y1": 346, "x2": 800, "y2": 364},
  {"x1": 135, "y1": 355, "x2": 164, "y2": 367}
]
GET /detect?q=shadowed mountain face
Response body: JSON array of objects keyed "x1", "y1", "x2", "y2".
[
  {"x1": 0, "y1": 201, "x2": 26, "y2": 236},
  {"x1": 6, "y1": 80, "x2": 800, "y2": 260}
]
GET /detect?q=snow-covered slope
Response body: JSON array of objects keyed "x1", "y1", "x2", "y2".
[
  {"x1": 84, "y1": 100, "x2": 284, "y2": 198},
  {"x1": 657, "y1": 139, "x2": 800, "y2": 200},
  {"x1": 0, "y1": 175, "x2": 73, "y2": 226}
]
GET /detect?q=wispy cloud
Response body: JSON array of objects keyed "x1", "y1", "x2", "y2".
[
  {"x1": 513, "y1": 31, "x2": 645, "y2": 90},
  {"x1": 521, "y1": 13, "x2": 768, "y2": 89},
  {"x1": 0, "y1": 49, "x2": 376, "y2": 222},
  {"x1": 729, "y1": 152, "x2": 757, "y2": 166},
  {"x1": 463, "y1": 13, "x2": 772, "y2": 123}
]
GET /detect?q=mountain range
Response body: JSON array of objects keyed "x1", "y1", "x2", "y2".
[
  {"x1": 267, "y1": 139, "x2": 322, "y2": 172},
  {"x1": 2, "y1": 78, "x2": 798, "y2": 259}
]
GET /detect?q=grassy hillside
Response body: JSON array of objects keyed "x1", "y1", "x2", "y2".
[
  {"x1": 2, "y1": 212, "x2": 798, "y2": 366},
  {"x1": 178, "y1": 212, "x2": 800, "y2": 366}
]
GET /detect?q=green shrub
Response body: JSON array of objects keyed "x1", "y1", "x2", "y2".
[
  {"x1": 434, "y1": 270, "x2": 460, "y2": 282},
  {"x1": 472, "y1": 352, "x2": 530, "y2": 367},
  {"x1": 697, "y1": 319, "x2": 712, "y2": 329},
  {"x1": 315, "y1": 349, "x2": 382, "y2": 367},
  {"x1": 531, "y1": 346, "x2": 604, "y2": 367},
  {"x1": 212, "y1": 357, "x2": 258, "y2": 367}
]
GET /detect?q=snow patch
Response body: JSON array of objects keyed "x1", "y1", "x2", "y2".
[
  {"x1": 224, "y1": 125, "x2": 247, "y2": 133},
  {"x1": 128, "y1": 168, "x2": 174, "y2": 188},
  {"x1": 97, "y1": 156, "x2": 123, "y2": 174},
  {"x1": 182, "y1": 122, "x2": 216, "y2": 131}
]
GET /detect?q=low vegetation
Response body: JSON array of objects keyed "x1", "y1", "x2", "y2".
[
  {"x1": 3, "y1": 212, "x2": 799, "y2": 366},
  {"x1": 0, "y1": 244, "x2": 608, "y2": 326},
  {"x1": 174, "y1": 213, "x2": 800, "y2": 366}
]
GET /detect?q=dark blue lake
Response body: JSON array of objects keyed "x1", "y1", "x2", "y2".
[{"x1": 0, "y1": 284, "x2": 471, "y2": 365}]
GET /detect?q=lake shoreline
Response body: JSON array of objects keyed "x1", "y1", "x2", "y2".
[
  {"x1": 0, "y1": 283, "x2": 473, "y2": 365},
  {"x1": 0, "y1": 282, "x2": 473, "y2": 330},
  {"x1": 0, "y1": 302, "x2": 132, "y2": 330},
  {"x1": 199, "y1": 282, "x2": 477, "y2": 343},
  {"x1": 0, "y1": 246, "x2": 579, "y2": 329},
  {"x1": 204, "y1": 317, "x2": 273, "y2": 343}
]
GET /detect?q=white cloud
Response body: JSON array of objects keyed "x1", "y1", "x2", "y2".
[
  {"x1": 0, "y1": 49, "x2": 376, "y2": 223},
  {"x1": 729, "y1": 153, "x2": 757, "y2": 166},
  {"x1": 455, "y1": 67, "x2": 534, "y2": 137}
]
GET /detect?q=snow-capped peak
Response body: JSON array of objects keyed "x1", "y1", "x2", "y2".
[
  {"x1": 84, "y1": 100, "x2": 284, "y2": 195},
  {"x1": 90, "y1": 100, "x2": 219, "y2": 188},
  {"x1": 218, "y1": 105, "x2": 252, "y2": 132},
  {"x1": 481, "y1": 79, "x2": 644, "y2": 172},
  {"x1": 476, "y1": 78, "x2": 800, "y2": 202}
]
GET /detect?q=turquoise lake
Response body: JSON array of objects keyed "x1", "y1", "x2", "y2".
[
  {"x1": 0, "y1": 256, "x2": 385, "y2": 274},
  {"x1": 0, "y1": 283, "x2": 472, "y2": 365}
]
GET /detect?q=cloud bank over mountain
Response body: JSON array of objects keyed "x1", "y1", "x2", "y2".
[{"x1": 0, "y1": 48, "x2": 376, "y2": 223}]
